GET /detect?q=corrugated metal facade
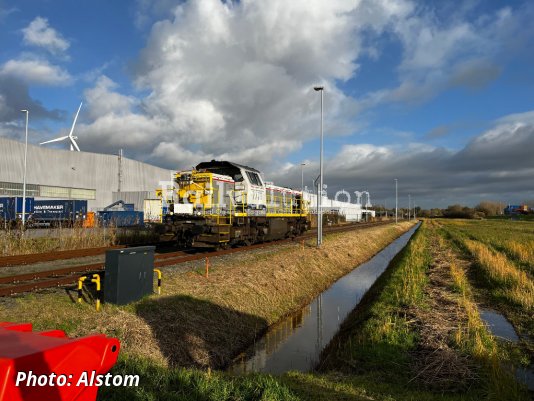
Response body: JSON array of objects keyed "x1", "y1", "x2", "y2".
[
  {"x1": 111, "y1": 191, "x2": 154, "y2": 211},
  {"x1": 0, "y1": 137, "x2": 174, "y2": 210}
]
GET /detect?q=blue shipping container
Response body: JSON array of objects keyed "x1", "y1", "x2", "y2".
[
  {"x1": 0, "y1": 197, "x2": 34, "y2": 221},
  {"x1": 33, "y1": 200, "x2": 88, "y2": 222},
  {"x1": 98, "y1": 211, "x2": 144, "y2": 227}
]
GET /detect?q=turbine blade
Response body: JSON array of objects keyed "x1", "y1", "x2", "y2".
[
  {"x1": 70, "y1": 137, "x2": 81, "y2": 152},
  {"x1": 40, "y1": 136, "x2": 69, "y2": 145},
  {"x1": 68, "y1": 102, "x2": 83, "y2": 138}
]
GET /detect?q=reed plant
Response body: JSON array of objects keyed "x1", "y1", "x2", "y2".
[
  {"x1": 0, "y1": 223, "x2": 117, "y2": 256},
  {"x1": 502, "y1": 240, "x2": 534, "y2": 274},
  {"x1": 464, "y1": 240, "x2": 534, "y2": 310},
  {"x1": 448, "y1": 244, "x2": 528, "y2": 400}
]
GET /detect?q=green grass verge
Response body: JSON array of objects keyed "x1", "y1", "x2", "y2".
[
  {"x1": 99, "y1": 355, "x2": 299, "y2": 401},
  {"x1": 320, "y1": 221, "x2": 430, "y2": 381}
]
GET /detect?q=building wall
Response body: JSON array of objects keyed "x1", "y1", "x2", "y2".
[
  {"x1": 111, "y1": 191, "x2": 156, "y2": 212},
  {"x1": 0, "y1": 137, "x2": 174, "y2": 210},
  {"x1": 303, "y1": 191, "x2": 375, "y2": 222}
]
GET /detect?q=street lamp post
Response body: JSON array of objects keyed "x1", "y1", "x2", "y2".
[
  {"x1": 300, "y1": 163, "x2": 306, "y2": 192},
  {"x1": 408, "y1": 194, "x2": 411, "y2": 221},
  {"x1": 394, "y1": 179, "x2": 398, "y2": 224},
  {"x1": 314, "y1": 86, "x2": 324, "y2": 247},
  {"x1": 20, "y1": 109, "x2": 29, "y2": 227}
]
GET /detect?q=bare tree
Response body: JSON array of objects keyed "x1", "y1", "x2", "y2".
[{"x1": 475, "y1": 200, "x2": 503, "y2": 216}]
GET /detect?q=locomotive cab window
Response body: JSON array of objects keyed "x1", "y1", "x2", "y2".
[{"x1": 246, "y1": 171, "x2": 262, "y2": 186}]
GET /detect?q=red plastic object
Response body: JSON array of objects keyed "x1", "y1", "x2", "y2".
[{"x1": 0, "y1": 322, "x2": 120, "y2": 401}]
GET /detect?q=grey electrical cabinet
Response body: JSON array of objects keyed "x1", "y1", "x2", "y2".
[{"x1": 104, "y1": 246, "x2": 155, "y2": 305}]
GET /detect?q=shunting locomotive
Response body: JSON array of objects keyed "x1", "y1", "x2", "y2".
[{"x1": 154, "y1": 160, "x2": 308, "y2": 248}]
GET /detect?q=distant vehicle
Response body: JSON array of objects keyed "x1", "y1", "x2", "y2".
[
  {"x1": 97, "y1": 210, "x2": 144, "y2": 227},
  {"x1": 504, "y1": 204, "x2": 531, "y2": 215},
  {"x1": 0, "y1": 197, "x2": 34, "y2": 227},
  {"x1": 97, "y1": 200, "x2": 144, "y2": 228},
  {"x1": 32, "y1": 200, "x2": 88, "y2": 227}
]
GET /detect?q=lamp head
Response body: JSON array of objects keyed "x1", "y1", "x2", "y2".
[{"x1": 313, "y1": 86, "x2": 324, "y2": 91}]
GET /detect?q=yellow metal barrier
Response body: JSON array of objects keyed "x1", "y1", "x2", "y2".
[
  {"x1": 77, "y1": 275, "x2": 88, "y2": 303},
  {"x1": 91, "y1": 274, "x2": 101, "y2": 312},
  {"x1": 153, "y1": 269, "x2": 162, "y2": 295}
]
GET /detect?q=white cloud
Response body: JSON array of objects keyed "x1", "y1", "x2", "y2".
[
  {"x1": 80, "y1": 0, "x2": 411, "y2": 170},
  {"x1": 74, "y1": 0, "x2": 534, "y2": 200},
  {"x1": 269, "y1": 110, "x2": 534, "y2": 207},
  {"x1": 21, "y1": 17, "x2": 70, "y2": 56},
  {"x1": 84, "y1": 76, "x2": 135, "y2": 119},
  {"x1": 0, "y1": 58, "x2": 72, "y2": 86},
  {"x1": 361, "y1": 4, "x2": 529, "y2": 106},
  {"x1": 497, "y1": 110, "x2": 534, "y2": 126}
]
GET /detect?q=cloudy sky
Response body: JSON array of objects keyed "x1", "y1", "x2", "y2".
[{"x1": 1, "y1": 0, "x2": 533, "y2": 208}]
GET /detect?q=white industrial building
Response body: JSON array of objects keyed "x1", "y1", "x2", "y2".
[
  {"x1": 303, "y1": 191, "x2": 375, "y2": 222},
  {"x1": 0, "y1": 136, "x2": 376, "y2": 220},
  {"x1": 0, "y1": 137, "x2": 174, "y2": 211}
]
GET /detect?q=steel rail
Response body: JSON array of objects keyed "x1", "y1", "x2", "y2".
[
  {"x1": 0, "y1": 245, "x2": 125, "y2": 268},
  {"x1": 0, "y1": 220, "x2": 395, "y2": 297}
]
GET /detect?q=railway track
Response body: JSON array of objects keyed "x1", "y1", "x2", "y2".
[
  {"x1": 0, "y1": 220, "x2": 395, "y2": 297},
  {"x1": 0, "y1": 245, "x2": 126, "y2": 268}
]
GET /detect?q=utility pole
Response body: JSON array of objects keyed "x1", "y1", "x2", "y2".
[
  {"x1": 408, "y1": 194, "x2": 411, "y2": 221},
  {"x1": 394, "y1": 179, "x2": 398, "y2": 223},
  {"x1": 300, "y1": 163, "x2": 306, "y2": 192},
  {"x1": 118, "y1": 148, "x2": 123, "y2": 193},
  {"x1": 20, "y1": 109, "x2": 29, "y2": 227},
  {"x1": 314, "y1": 86, "x2": 324, "y2": 247}
]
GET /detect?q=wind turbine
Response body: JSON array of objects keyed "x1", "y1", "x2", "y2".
[{"x1": 40, "y1": 102, "x2": 82, "y2": 151}]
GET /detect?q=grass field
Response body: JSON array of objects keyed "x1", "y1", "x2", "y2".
[
  {"x1": 438, "y1": 219, "x2": 534, "y2": 339},
  {"x1": 3, "y1": 219, "x2": 532, "y2": 400},
  {"x1": 313, "y1": 220, "x2": 531, "y2": 400}
]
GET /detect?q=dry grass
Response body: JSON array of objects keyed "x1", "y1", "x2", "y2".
[
  {"x1": 414, "y1": 225, "x2": 527, "y2": 398},
  {"x1": 450, "y1": 261, "x2": 471, "y2": 298},
  {"x1": 0, "y1": 221, "x2": 415, "y2": 370},
  {"x1": 464, "y1": 240, "x2": 534, "y2": 310},
  {"x1": 0, "y1": 225, "x2": 117, "y2": 256},
  {"x1": 409, "y1": 227, "x2": 482, "y2": 392},
  {"x1": 503, "y1": 240, "x2": 534, "y2": 273},
  {"x1": 445, "y1": 238, "x2": 528, "y2": 400}
]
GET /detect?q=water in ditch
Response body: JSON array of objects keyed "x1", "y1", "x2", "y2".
[
  {"x1": 228, "y1": 222, "x2": 421, "y2": 375},
  {"x1": 479, "y1": 308, "x2": 534, "y2": 390},
  {"x1": 479, "y1": 309, "x2": 519, "y2": 342}
]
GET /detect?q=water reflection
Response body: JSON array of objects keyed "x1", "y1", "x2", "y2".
[
  {"x1": 479, "y1": 309, "x2": 534, "y2": 390},
  {"x1": 479, "y1": 309, "x2": 519, "y2": 342},
  {"x1": 228, "y1": 223, "x2": 421, "y2": 375}
]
